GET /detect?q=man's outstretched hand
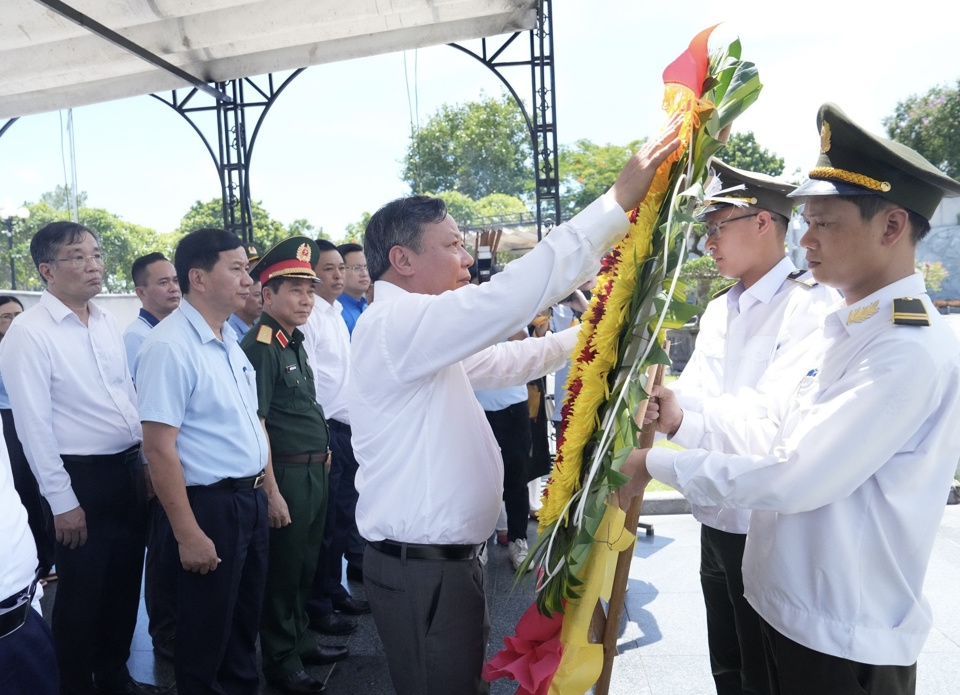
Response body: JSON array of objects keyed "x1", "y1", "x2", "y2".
[
  {"x1": 616, "y1": 448, "x2": 654, "y2": 511},
  {"x1": 609, "y1": 114, "x2": 683, "y2": 213}
]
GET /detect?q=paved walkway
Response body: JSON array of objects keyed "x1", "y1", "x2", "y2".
[{"x1": 40, "y1": 505, "x2": 960, "y2": 693}]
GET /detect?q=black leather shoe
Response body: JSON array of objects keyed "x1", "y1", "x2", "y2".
[
  {"x1": 153, "y1": 635, "x2": 175, "y2": 662},
  {"x1": 345, "y1": 564, "x2": 364, "y2": 582},
  {"x1": 332, "y1": 595, "x2": 371, "y2": 615},
  {"x1": 309, "y1": 611, "x2": 357, "y2": 635},
  {"x1": 93, "y1": 677, "x2": 170, "y2": 694},
  {"x1": 270, "y1": 669, "x2": 326, "y2": 694},
  {"x1": 301, "y1": 644, "x2": 349, "y2": 665}
]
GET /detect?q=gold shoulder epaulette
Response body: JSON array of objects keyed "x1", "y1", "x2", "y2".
[
  {"x1": 787, "y1": 269, "x2": 818, "y2": 287},
  {"x1": 256, "y1": 325, "x2": 273, "y2": 344},
  {"x1": 892, "y1": 297, "x2": 930, "y2": 326},
  {"x1": 712, "y1": 283, "x2": 736, "y2": 299}
]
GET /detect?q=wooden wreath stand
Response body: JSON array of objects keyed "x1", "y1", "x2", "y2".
[{"x1": 590, "y1": 359, "x2": 667, "y2": 695}]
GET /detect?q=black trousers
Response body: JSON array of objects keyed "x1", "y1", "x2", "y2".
[
  {"x1": 759, "y1": 617, "x2": 917, "y2": 695},
  {"x1": 700, "y1": 525, "x2": 769, "y2": 695},
  {"x1": 2, "y1": 408, "x2": 55, "y2": 577},
  {"x1": 484, "y1": 401, "x2": 531, "y2": 542},
  {"x1": 363, "y1": 543, "x2": 490, "y2": 695},
  {"x1": 55, "y1": 448, "x2": 147, "y2": 695},
  {"x1": 144, "y1": 497, "x2": 177, "y2": 646},
  {"x1": 0, "y1": 607, "x2": 59, "y2": 695},
  {"x1": 172, "y1": 485, "x2": 268, "y2": 695},
  {"x1": 309, "y1": 421, "x2": 359, "y2": 618}
]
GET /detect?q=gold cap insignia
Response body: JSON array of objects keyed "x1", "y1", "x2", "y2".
[
  {"x1": 296, "y1": 243, "x2": 311, "y2": 263},
  {"x1": 846, "y1": 300, "x2": 879, "y2": 325},
  {"x1": 820, "y1": 121, "x2": 832, "y2": 154}
]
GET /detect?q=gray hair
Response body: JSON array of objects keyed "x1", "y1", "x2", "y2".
[{"x1": 363, "y1": 196, "x2": 447, "y2": 281}]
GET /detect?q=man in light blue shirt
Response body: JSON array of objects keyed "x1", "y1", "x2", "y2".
[
  {"x1": 136, "y1": 228, "x2": 287, "y2": 695},
  {"x1": 336, "y1": 242, "x2": 369, "y2": 336}
]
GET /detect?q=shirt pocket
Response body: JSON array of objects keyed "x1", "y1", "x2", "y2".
[
  {"x1": 736, "y1": 335, "x2": 777, "y2": 385},
  {"x1": 281, "y1": 367, "x2": 314, "y2": 412}
]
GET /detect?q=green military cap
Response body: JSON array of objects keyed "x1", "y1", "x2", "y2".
[
  {"x1": 789, "y1": 102, "x2": 960, "y2": 220},
  {"x1": 698, "y1": 158, "x2": 797, "y2": 220},
  {"x1": 249, "y1": 236, "x2": 320, "y2": 286},
  {"x1": 245, "y1": 244, "x2": 261, "y2": 264}
]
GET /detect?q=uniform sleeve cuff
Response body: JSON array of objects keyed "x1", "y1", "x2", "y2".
[
  {"x1": 646, "y1": 447, "x2": 680, "y2": 488},
  {"x1": 671, "y1": 409, "x2": 705, "y2": 450}
]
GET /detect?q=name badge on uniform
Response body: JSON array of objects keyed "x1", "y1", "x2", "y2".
[{"x1": 284, "y1": 364, "x2": 298, "y2": 373}]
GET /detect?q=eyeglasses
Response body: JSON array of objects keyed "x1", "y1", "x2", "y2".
[
  {"x1": 347, "y1": 264, "x2": 368, "y2": 273},
  {"x1": 50, "y1": 253, "x2": 106, "y2": 269},
  {"x1": 704, "y1": 213, "x2": 759, "y2": 239}
]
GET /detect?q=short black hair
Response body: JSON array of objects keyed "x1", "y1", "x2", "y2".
[
  {"x1": 837, "y1": 194, "x2": 931, "y2": 244},
  {"x1": 174, "y1": 228, "x2": 244, "y2": 295},
  {"x1": 316, "y1": 239, "x2": 338, "y2": 254},
  {"x1": 0, "y1": 295, "x2": 23, "y2": 310},
  {"x1": 337, "y1": 242, "x2": 363, "y2": 258},
  {"x1": 30, "y1": 221, "x2": 99, "y2": 283},
  {"x1": 364, "y1": 196, "x2": 447, "y2": 281},
  {"x1": 131, "y1": 252, "x2": 169, "y2": 288}
]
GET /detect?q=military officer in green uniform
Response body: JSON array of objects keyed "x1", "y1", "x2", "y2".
[{"x1": 241, "y1": 237, "x2": 348, "y2": 695}]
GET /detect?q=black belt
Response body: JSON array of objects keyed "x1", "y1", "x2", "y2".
[
  {"x1": 370, "y1": 539, "x2": 482, "y2": 561},
  {"x1": 328, "y1": 419, "x2": 350, "y2": 433},
  {"x1": 61, "y1": 444, "x2": 140, "y2": 465},
  {"x1": 0, "y1": 580, "x2": 37, "y2": 640},
  {"x1": 204, "y1": 470, "x2": 266, "y2": 491},
  {"x1": 273, "y1": 451, "x2": 329, "y2": 465}
]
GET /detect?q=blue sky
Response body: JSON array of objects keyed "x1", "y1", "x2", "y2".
[{"x1": 1, "y1": 0, "x2": 955, "y2": 239}]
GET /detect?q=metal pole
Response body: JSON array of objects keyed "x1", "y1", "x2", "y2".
[{"x1": 6, "y1": 217, "x2": 15, "y2": 290}]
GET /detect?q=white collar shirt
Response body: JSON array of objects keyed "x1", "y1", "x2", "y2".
[
  {"x1": 350, "y1": 194, "x2": 625, "y2": 545},
  {"x1": 303, "y1": 297, "x2": 351, "y2": 425},
  {"x1": 648, "y1": 272, "x2": 960, "y2": 665},
  {"x1": 0, "y1": 430, "x2": 42, "y2": 612},
  {"x1": 669, "y1": 257, "x2": 839, "y2": 532},
  {"x1": 0, "y1": 291, "x2": 141, "y2": 515}
]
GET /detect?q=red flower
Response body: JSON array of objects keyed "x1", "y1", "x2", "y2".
[
  {"x1": 482, "y1": 602, "x2": 565, "y2": 694},
  {"x1": 662, "y1": 24, "x2": 718, "y2": 97}
]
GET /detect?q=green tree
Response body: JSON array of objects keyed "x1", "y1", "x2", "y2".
[
  {"x1": 559, "y1": 139, "x2": 643, "y2": 219},
  {"x1": 39, "y1": 184, "x2": 88, "y2": 211},
  {"x1": 287, "y1": 218, "x2": 327, "y2": 241},
  {"x1": 176, "y1": 198, "x2": 288, "y2": 251},
  {"x1": 885, "y1": 81, "x2": 960, "y2": 179},
  {"x1": 2, "y1": 199, "x2": 167, "y2": 292},
  {"x1": 718, "y1": 132, "x2": 784, "y2": 176},
  {"x1": 343, "y1": 212, "x2": 372, "y2": 244},
  {"x1": 403, "y1": 91, "x2": 533, "y2": 200}
]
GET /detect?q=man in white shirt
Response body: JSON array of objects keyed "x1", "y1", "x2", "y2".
[
  {"x1": 668, "y1": 160, "x2": 838, "y2": 695},
  {"x1": 0, "y1": 221, "x2": 162, "y2": 695},
  {"x1": 0, "y1": 425, "x2": 58, "y2": 695},
  {"x1": 350, "y1": 123, "x2": 681, "y2": 694},
  {"x1": 303, "y1": 240, "x2": 370, "y2": 637},
  {"x1": 631, "y1": 103, "x2": 960, "y2": 695},
  {"x1": 122, "y1": 252, "x2": 181, "y2": 375}
]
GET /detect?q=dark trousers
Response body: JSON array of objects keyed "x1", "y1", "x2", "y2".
[
  {"x1": 0, "y1": 607, "x2": 59, "y2": 695},
  {"x1": 174, "y1": 485, "x2": 269, "y2": 695},
  {"x1": 363, "y1": 544, "x2": 490, "y2": 695},
  {"x1": 260, "y1": 462, "x2": 327, "y2": 681},
  {"x1": 55, "y1": 450, "x2": 147, "y2": 695},
  {"x1": 144, "y1": 497, "x2": 177, "y2": 646},
  {"x1": 484, "y1": 402, "x2": 531, "y2": 541},
  {"x1": 308, "y1": 421, "x2": 359, "y2": 618},
  {"x1": 759, "y1": 617, "x2": 917, "y2": 695},
  {"x1": 700, "y1": 525, "x2": 769, "y2": 695},
  {"x1": 2, "y1": 408, "x2": 55, "y2": 577}
]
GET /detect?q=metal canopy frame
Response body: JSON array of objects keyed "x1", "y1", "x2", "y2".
[{"x1": 5, "y1": 0, "x2": 559, "y2": 246}]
